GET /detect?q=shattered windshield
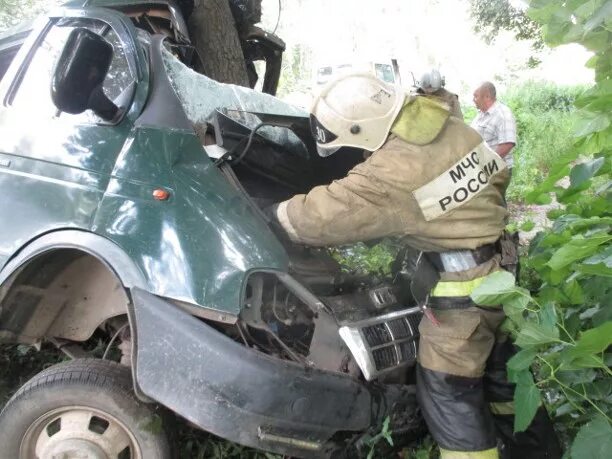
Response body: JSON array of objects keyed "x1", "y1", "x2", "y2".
[{"x1": 162, "y1": 49, "x2": 309, "y2": 157}]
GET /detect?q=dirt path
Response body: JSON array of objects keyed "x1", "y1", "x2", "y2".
[{"x1": 508, "y1": 202, "x2": 559, "y2": 246}]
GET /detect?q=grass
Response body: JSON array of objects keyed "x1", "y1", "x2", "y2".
[{"x1": 0, "y1": 343, "x2": 64, "y2": 405}]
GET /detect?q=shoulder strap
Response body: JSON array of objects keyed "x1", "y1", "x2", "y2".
[{"x1": 390, "y1": 95, "x2": 450, "y2": 145}]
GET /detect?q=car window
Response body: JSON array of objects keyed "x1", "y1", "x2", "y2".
[
  {"x1": 0, "y1": 45, "x2": 21, "y2": 83},
  {"x1": 375, "y1": 63, "x2": 395, "y2": 84},
  {"x1": 11, "y1": 18, "x2": 134, "y2": 123}
]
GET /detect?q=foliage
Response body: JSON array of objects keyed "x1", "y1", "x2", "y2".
[
  {"x1": 398, "y1": 435, "x2": 440, "y2": 459},
  {"x1": 276, "y1": 43, "x2": 312, "y2": 98},
  {"x1": 177, "y1": 423, "x2": 279, "y2": 459},
  {"x1": 503, "y1": 81, "x2": 586, "y2": 201},
  {"x1": 0, "y1": 343, "x2": 64, "y2": 405},
  {"x1": 471, "y1": 1, "x2": 612, "y2": 456},
  {"x1": 364, "y1": 416, "x2": 394, "y2": 459},
  {"x1": 331, "y1": 240, "x2": 400, "y2": 277},
  {"x1": 0, "y1": 341, "x2": 279, "y2": 458},
  {"x1": 464, "y1": 81, "x2": 584, "y2": 202},
  {"x1": 468, "y1": 0, "x2": 544, "y2": 66},
  {"x1": 0, "y1": 0, "x2": 57, "y2": 31}
]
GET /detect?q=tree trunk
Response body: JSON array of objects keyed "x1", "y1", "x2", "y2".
[{"x1": 188, "y1": 0, "x2": 250, "y2": 86}]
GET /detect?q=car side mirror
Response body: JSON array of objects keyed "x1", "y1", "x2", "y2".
[{"x1": 51, "y1": 28, "x2": 120, "y2": 122}]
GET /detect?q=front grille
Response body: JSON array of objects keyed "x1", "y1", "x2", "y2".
[
  {"x1": 407, "y1": 314, "x2": 422, "y2": 333},
  {"x1": 363, "y1": 323, "x2": 392, "y2": 347},
  {"x1": 339, "y1": 307, "x2": 423, "y2": 380},
  {"x1": 399, "y1": 340, "x2": 417, "y2": 361},
  {"x1": 387, "y1": 317, "x2": 411, "y2": 339},
  {"x1": 372, "y1": 347, "x2": 398, "y2": 370}
]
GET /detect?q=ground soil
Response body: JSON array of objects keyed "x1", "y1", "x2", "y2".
[{"x1": 508, "y1": 202, "x2": 558, "y2": 245}]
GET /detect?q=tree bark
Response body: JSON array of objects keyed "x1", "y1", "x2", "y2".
[{"x1": 188, "y1": 0, "x2": 250, "y2": 86}]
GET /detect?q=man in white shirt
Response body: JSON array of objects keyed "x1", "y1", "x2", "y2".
[{"x1": 471, "y1": 82, "x2": 517, "y2": 170}]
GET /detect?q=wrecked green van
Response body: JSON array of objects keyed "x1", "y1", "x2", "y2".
[{"x1": 0, "y1": 2, "x2": 423, "y2": 457}]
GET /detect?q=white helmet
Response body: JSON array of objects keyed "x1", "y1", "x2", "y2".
[
  {"x1": 309, "y1": 72, "x2": 406, "y2": 156},
  {"x1": 419, "y1": 69, "x2": 445, "y2": 94}
]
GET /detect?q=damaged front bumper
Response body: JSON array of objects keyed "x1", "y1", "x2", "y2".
[{"x1": 129, "y1": 288, "x2": 420, "y2": 458}]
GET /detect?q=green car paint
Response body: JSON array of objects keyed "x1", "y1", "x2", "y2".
[{"x1": 0, "y1": 4, "x2": 288, "y2": 316}]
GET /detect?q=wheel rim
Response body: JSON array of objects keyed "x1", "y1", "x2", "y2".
[{"x1": 21, "y1": 406, "x2": 142, "y2": 459}]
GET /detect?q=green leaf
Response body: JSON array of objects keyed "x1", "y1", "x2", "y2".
[
  {"x1": 557, "y1": 369, "x2": 597, "y2": 385},
  {"x1": 584, "y1": 1, "x2": 612, "y2": 28},
  {"x1": 583, "y1": 245, "x2": 612, "y2": 267},
  {"x1": 582, "y1": 29, "x2": 612, "y2": 52},
  {"x1": 470, "y1": 271, "x2": 530, "y2": 306},
  {"x1": 504, "y1": 295, "x2": 531, "y2": 321},
  {"x1": 540, "y1": 303, "x2": 558, "y2": 329},
  {"x1": 515, "y1": 322, "x2": 560, "y2": 348},
  {"x1": 585, "y1": 54, "x2": 599, "y2": 69},
  {"x1": 564, "y1": 311, "x2": 583, "y2": 338},
  {"x1": 549, "y1": 264, "x2": 574, "y2": 285},
  {"x1": 547, "y1": 235, "x2": 612, "y2": 270},
  {"x1": 569, "y1": 157, "x2": 605, "y2": 188},
  {"x1": 579, "y1": 306, "x2": 601, "y2": 320},
  {"x1": 507, "y1": 349, "x2": 538, "y2": 378},
  {"x1": 573, "y1": 112, "x2": 611, "y2": 137},
  {"x1": 564, "y1": 280, "x2": 585, "y2": 304},
  {"x1": 571, "y1": 416, "x2": 612, "y2": 459},
  {"x1": 513, "y1": 370, "x2": 541, "y2": 433},
  {"x1": 555, "y1": 402, "x2": 574, "y2": 418},
  {"x1": 520, "y1": 220, "x2": 536, "y2": 231},
  {"x1": 572, "y1": 321, "x2": 612, "y2": 355},
  {"x1": 526, "y1": 165, "x2": 571, "y2": 203},
  {"x1": 560, "y1": 353, "x2": 606, "y2": 370},
  {"x1": 576, "y1": 263, "x2": 612, "y2": 277},
  {"x1": 584, "y1": 380, "x2": 612, "y2": 401},
  {"x1": 526, "y1": 191, "x2": 553, "y2": 205},
  {"x1": 381, "y1": 416, "x2": 393, "y2": 446},
  {"x1": 593, "y1": 304, "x2": 612, "y2": 326},
  {"x1": 559, "y1": 322, "x2": 612, "y2": 369}
]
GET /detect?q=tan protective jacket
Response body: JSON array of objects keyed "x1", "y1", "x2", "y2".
[
  {"x1": 431, "y1": 88, "x2": 463, "y2": 120},
  {"x1": 416, "y1": 88, "x2": 463, "y2": 120},
  {"x1": 276, "y1": 103, "x2": 509, "y2": 252}
]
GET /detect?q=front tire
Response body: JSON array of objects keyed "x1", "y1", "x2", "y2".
[{"x1": 0, "y1": 358, "x2": 171, "y2": 459}]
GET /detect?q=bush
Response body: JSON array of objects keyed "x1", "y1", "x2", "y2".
[
  {"x1": 502, "y1": 81, "x2": 586, "y2": 201},
  {"x1": 470, "y1": 1, "x2": 612, "y2": 457}
]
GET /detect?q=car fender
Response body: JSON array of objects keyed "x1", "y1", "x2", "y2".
[{"x1": 0, "y1": 229, "x2": 146, "y2": 290}]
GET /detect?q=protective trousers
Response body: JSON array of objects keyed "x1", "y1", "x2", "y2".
[{"x1": 416, "y1": 291, "x2": 562, "y2": 458}]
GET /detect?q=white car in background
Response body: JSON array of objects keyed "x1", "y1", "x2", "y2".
[{"x1": 316, "y1": 60, "x2": 399, "y2": 86}]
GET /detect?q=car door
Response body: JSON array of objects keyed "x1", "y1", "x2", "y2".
[{"x1": 0, "y1": 11, "x2": 142, "y2": 268}]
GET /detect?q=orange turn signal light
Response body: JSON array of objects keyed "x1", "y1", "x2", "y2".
[{"x1": 153, "y1": 188, "x2": 170, "y2": 201}]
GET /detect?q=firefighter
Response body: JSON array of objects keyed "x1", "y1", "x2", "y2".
[
  {"x1": 417, "y1": 68, "x2": 464, "y2": 120},
  {"x1": 272, "y1": 73, "x2": 561, "y2": 459}
]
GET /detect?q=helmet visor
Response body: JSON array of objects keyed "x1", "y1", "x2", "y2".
[
  {"x1": 310, "y1": 114, "x2": 338, "y2": 143},
  {"x1": 316, "y1": 144, "x2": 341, "y2": 157},
  {"x1": 310, "y1": 114, "x2": 341, "y2": 157}
]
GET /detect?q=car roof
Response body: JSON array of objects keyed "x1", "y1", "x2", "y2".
[
  {"x1": 0, "y1": 0, "x2": 188, "y2": 54},
  {"x1": 64, "y1": 0, "x2": 180, "y2": 9}
]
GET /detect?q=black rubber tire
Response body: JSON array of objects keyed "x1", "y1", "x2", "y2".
[{"x1": 0, "y1": 358, "x2": 172, "y2": 459}]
